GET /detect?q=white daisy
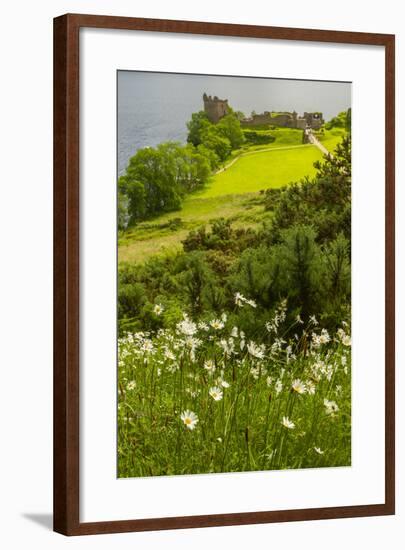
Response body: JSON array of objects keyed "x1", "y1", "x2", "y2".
[
  {"x1": 282, "y1": 416, "x2": 295, "y2": 429},
  {"x1": 203, "y1": 360, "x2": 216, "y2": 373},
  {"x1": 324, "y1": 398, "x2": 339, "y2": 416},
  {"x1": 180, "y1": 410, "x2": 199, "y2": 430},
  {"x1": 140, "y1": 339, "x2": 154, "y2": 353},
  {"x1": 153, "y1": 304, "x2": 163, "y2": 316},
  {"x1": 319, "y1": 329, "x2": 330, "y2": 344},
  {"x1": 291, "y1": 379, "x2": 307, "y2": 394},
  {"x1": 314, "y1": 447, "x2": 324, "y2": 455},
  {"x1": 209, "y1": 386, "x2": 223, "y2": 401},
  {"x1": 250, "y1": 366, "x2": 260, "y2": 380},
  {"x1": 164, "y1": 349, "x2": 175, "y2": 361},
  {"x1": 210, "y1": 318, "x2": 224, "y2": 330},
  {"x1": 177, "y1": 315, "x2": 197, "y2": 336},
  {"x1": 306, "y1": 380, "x2": 316, "y2": 395},
  {"x1": 234, "y1": 292, "x2": 246, "y2": 307},
  {"x1": 342, "y1": 335, "x2": 351, "y2": 346},
  {"x1": 247, "y1": 341, "x2": 265, "y2": 360},
  {"x1": 126, "y1": 380, "x2": 136, "y2": 391}
]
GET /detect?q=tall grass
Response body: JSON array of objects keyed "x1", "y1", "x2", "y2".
[{"x1": 118, "y1": 300, "x2": 351, "y2": 478}]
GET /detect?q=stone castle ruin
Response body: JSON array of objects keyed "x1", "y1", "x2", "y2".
[
  {"x1": 203, "y1": 93, "x2": 324, "y2": 130},
  {"x1": 203, "y1": 93, "x2": 229, "y2": 123}
]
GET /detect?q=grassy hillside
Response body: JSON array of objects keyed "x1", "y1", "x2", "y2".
[
  {"x1": 119, "y1": 128, "x2": 345, "y2": 265},
  {"x1": 200, "y1": 145, "x2": 322, "y2": 198},
  {"x1": 318, "y1": 128, "x2": 346, "y2": 152},
  {"x1": 119, "y1": 193, "x2": 270, "y2": 263}
]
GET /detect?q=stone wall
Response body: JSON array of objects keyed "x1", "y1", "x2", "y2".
[{"x1": 202, "y1": 94, "x2": 324, "y2": 129}]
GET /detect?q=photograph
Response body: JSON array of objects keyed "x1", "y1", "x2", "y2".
[{"x1": 116, "y1": 70, "x2": 352, "y2": 478}]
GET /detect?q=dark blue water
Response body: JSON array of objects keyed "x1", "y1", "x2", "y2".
[{"x1": 118, "y1": 71, "x2": 351, "y2": 175}]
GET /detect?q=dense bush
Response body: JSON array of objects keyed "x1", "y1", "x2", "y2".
[{"x1": 243, "y1": 131, "x2": 276, "y2": 145}]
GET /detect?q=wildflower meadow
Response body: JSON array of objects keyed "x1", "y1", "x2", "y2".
[{"x1": 118, "y1": 300, "x2": 351, "y2": 477}]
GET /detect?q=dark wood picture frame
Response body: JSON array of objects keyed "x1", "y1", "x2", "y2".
[{"x1": 53, "y1": 13, "x2": 395, "y2": 536}]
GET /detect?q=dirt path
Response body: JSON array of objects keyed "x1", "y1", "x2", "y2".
[
  {"x1": 306, "y1": 131, "x2": 333, "y2": 157},
  {"x1": 215, "y1": 143, "x2": 314, "y2": 175}
]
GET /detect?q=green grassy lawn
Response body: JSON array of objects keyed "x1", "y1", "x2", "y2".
[
  {"x1": 317, "y1": 128, "x2": 346, "y2": 152},
  {"x1": 119, "y1": 193, "x2": 271, "y2": 263},
  {"x1": 199, "y1": 145, "x2": 322, "y2": 198}
]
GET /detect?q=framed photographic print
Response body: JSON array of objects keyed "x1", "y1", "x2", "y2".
[{"x1": 53, "y1": 14, "x2": 395, "y2": 535}]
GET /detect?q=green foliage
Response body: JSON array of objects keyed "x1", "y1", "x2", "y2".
[
  {"x1": 325, "y1": 109, "x2": 351, "y2": 131},
  {"x1": 346, "y1": 108, "x2": 351, "y2": 133},
  {"x1": 186, "y1": 110, "x2": 211, "y2": 146},
  {"x1": 119, "y1": 142, "x2": 211, "y2": 224},
  {"x1": 200, "y1": 126, "x2": 232, "y2": 161},
  {"x1": 187, "y1": 110, "x2": 244, "y2": 151},
  {"x1": 216, "y1": 114, "x2": 245, "y2": 148},
  {"x1": 118, "y1": 191, "x2": 130, "y2": 230},
  {"x1": 274, "y1": 225, "x2": 321, "y2": 318},
  {"x1": 187, "y1": 110, "x2": 244, "y2": 161},
  {"x1": 243, "y1": 130, "x2": 276, "y2": 145},
  {"x1": 196, "y1": 143, "x2": 220, "y2": 170}
]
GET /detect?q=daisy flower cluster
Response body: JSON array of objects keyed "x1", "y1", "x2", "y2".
[{"x1": 118, "y1": 300, "x2": 351, "y2": 475}]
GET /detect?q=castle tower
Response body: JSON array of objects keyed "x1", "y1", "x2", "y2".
[
  {"x1": 203, "y1": 93, "x2": 229, "y2": 123},
  {"x1": 303, "y1": 112, "x2": 324, "y2": 129}
]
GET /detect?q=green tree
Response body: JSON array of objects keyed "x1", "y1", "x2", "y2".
[
  {"x1": 187, "y1": 111, "x2": 211, "y2": 146},
  {"x1": 230, "y1": 246, "x2": 280, "y2": 308},
  {"x1": 118, "y1": 178, "x2": 147, "y2": 225},
  {"x1": 126, "y1": 145, "x2": 182, "y2": 218},
  {"x1": 325, "y1": 110, "x2": 349, "y2": 130},
  {"x1": 217, "y1": 114, "x2": 245, "y2": 149},
  {"x1": 196, "y1": 143, "x2": 220, "y2": 170},
  {"x1": 121, "y1": 142, "x2": 211, "y2": 223},
  {"x1": 117, "y1": 191, "x2": 130, "y2": 230},
  {"x1": 200, "y1": 126, "x2": 231, "y2": 162},
  {"x1": 345, "y1": 108, "x2": 351, "y2": 134},
  {"x1": 178, "y1": 144, "x2": 211, "y2": 192},
  {"x1": 181, "y1": 252, "x2": 213, "y2": 314},
  {"x1": 275, "y1": 225, "x2": 321, "y2": 318},
  {"x1": 321, "y1": 233, "x2": 351, "y2": 308}
]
